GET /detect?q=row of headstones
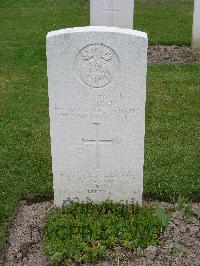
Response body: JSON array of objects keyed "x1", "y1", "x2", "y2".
[
  {"x1": 47, "y1": 0, "x2": 199, "y2": 208},
  {"x1": 90, "y1": 0, "x2": 135, "y2": 29},
  {"x1": 47, "y1": 0, "x2": 147, "y2": 207},
  {"x1": 91, "y1": 0, "x2": 200, "y2": 52}
]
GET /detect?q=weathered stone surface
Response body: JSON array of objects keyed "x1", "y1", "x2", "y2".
[
  {"x1": 192, "y1": 0, "x2": 200, "y2": 52},
  {"x1": 90, "y1": 0, "x2": 134, "y2": 29},
  {"x1": 46, "y1": 26, "x2": 148, "y2": 207}
]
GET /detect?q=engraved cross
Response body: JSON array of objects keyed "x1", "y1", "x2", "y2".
[
  {"x1": 82, "y1": 123, "x2": 113, "y2": 170},
  {"x1": 105, "y1": 0, "x2": 120, "y2": 26}
]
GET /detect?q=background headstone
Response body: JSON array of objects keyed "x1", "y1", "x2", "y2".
[
  {"x1": 46, "y1": 26, "x2": 148, "y2": 207},
  {"x1": 90, "y1": 0, "x2": 134, "y2": 29},
  {"x1": 192, "y1": 0, "x2": 200, "y2": 52}
]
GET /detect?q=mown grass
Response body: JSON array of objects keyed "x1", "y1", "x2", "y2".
[
  {"x1": 0, "y1": 0, "x2": 199, "y2": 250},
  {"x1": 145, "y1": 64, "x2": 200, "y2": 200},
  {"x1": 134, "y1": 0, "x2": 193, "y2": 45}
]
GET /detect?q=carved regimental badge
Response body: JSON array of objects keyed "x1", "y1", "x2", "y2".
[{"x1": 76, "y1": 44, "x2": 119, "y2": 88}]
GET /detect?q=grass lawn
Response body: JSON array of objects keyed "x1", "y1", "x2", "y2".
[
  {"x1": 145, "y1": 65, "x2": 200, "y2": 200},
  {"x1": 0, "y1": 0, "x2": 199, "y2": 250},
  {"x1": 134, "y1": 0, "x2": 193, "y2": 45}
]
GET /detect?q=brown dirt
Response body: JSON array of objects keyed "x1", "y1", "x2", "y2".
[
  {"x1": 148, "y1": 45, "x2": 200, "y2": 64},
  {"x1": 0, "y1": 200, "x2": 199, "y2": 266},
  {"x1": 0, "y1": 201, "x2": 53, "y2": 266}
]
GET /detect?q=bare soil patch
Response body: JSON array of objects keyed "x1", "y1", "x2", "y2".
[
  {"x1": 148, "y1": 45, "x2": 200, "y2": 64},
  {"x1": 0, "y1": 201, "x2": 53, "y2": 266},
  {"x1": 0, "y1": 200, "x2": 199, "y2": 266}
]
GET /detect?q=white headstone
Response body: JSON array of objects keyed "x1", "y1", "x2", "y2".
[
  {"x1": 90, "y1": 0, "x2": 134, "y2": 29},
  {"x1": 46, "y1": 26, "x2": 148, "y2": 207},
  {"x1": 192, "y1": 0, "x2": 200, "y2": 52}
]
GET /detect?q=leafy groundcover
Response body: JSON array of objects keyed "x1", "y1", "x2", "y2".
[{"x1": 43, "y1": 201, "x2": 170, "y2": 264}]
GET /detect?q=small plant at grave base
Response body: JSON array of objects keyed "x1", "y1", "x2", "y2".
[
  {"x1": 197, "y1": 212, "x2": 200, "y2": 222},
  {"x1": 185, "y1": 202, "x2": 193, "y2": 217},
  {"x1": 43, "y1": 201, "x2": 167, "y2": 265},
  {"x1": 174, "y1": 196, "x2": 194, "y2": 217},
  {"x1": 169, "y1": 244, "x2": 179, "y2": 254},
  {"x1": 174, "y1": 195, "x2": 187, "y2": 211},
  {"x1": 155, "y1": 204, "x2": 171, "y2": 230}
]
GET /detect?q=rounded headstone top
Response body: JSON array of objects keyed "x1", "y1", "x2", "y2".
[{"x1": 47, "y1": 26, "x2": 147, "y2": 40}]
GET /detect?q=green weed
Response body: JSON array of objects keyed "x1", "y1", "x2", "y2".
[
  {"x1": 43, "y1": 201, "x2": 166, "y2": 264},
  {"x1": 175, "y1": 195, "x2": 187, "y2": 211},
  {"x1": 155, "y1": 204, "x2": 171, "y2": 228},
  {"x1": 185, "y1": 201, "x2": 193, "y2": 216}
]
